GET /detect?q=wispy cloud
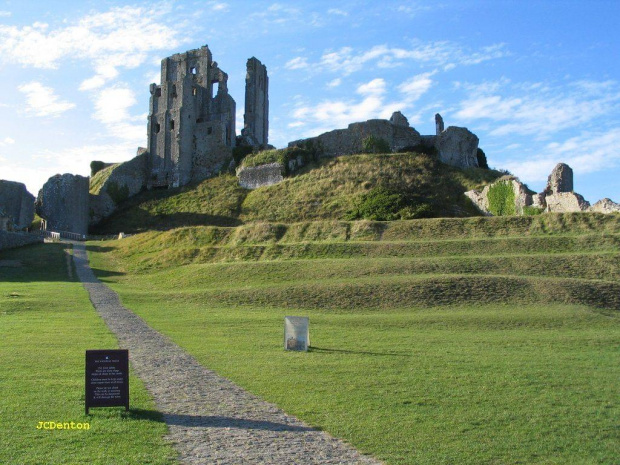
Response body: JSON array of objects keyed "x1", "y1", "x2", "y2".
[
  {"x1": 398, "y1": 72, "x2": 436, "y2": 102},
  {"x1": 0, "y1": 10, "x2": 11, "y2": 17},
  {"x1": 92, "y1": 85, "x2": 143, "y2": 141},
  {"x1": 0, "y1": 137, "x2": 15, "y2": 146},
  {"x1": 0, "y1": 5, "x2": 185, "y2": 89},
  {"x1": 285, "y1": 57, "x2": 309, "y2": 70},
  {"x1": 287, "y1": 41, "x2": 508, "y2": 77},
  {"x1": 208, "y1": 1, "x2": 229, "y2": 12},
  {"x1": 326, "y1": 78, "x2": 342, "y2": 88},
  {"x1": 454, "y1": 79, "x2": 620, "y2": 137},
  {"x1": 251, "y1": 3, "x2": 303, "y2": 24},
  {"x1": 288, "y1": 75, "x2": 429, "y2": 136},
  {"x1": 18, "y1": 82, "x2": 75, "y2": 117},
  {"x1": 503, "y1": 128, "x2": 620, "y2": 189},
  {"x1": 327, "y1": 8, "x2": 348, "y2": 16}
]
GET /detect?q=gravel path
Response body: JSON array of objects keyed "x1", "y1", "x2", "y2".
[{"x1": 72, "y1": 243, "x2": 381, "y2": 464}]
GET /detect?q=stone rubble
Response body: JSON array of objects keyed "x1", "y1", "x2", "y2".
[{"x1": 465, "y1": 162, "x2": 617, "y2": 216}]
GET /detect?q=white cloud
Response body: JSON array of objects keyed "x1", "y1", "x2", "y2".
[
  {"x1": 0, "y1": 137, "x2": 15, "y2": 145},
  {"x1": 308, "y1": 42, "x2": 508, "y2": 76},
  {"x1": 0, "y1": 5, "x2": 185, "y2": 89},
  {"x1": 398, "y1": 72, "x2": 435, "y2": 102},
  {"x1": 454, "y1": 79, "x2": 620, "y2": 137},
  {"x1": 209, "y1": 2, "x2": 230, "y2": 12},
  {"x1": 285, "y1": 57, "x2": 309, "y2": 70},
  {"x1": 92, "y1": 85, "x2": 143, "y2": 141},
  {"x1": 504, "y1": 128, "x2": 620, "y2": 186},
  {"x1": 18, "y1": 81, "x2": 75, "y2": 117},
  {"x1": 396, "y1": 4, "x2": 432, "y2": 16},
  {"x1": 251, "y1": 3, "x2": 302, "y2": 24},
  {"x1": 79, "y1": 75, "x2": 107, "y2": 91},
  {"x1": 357, "y1": 78, "x2": 386, "y2": 96},
  {"x1": 289, "y1": 78, "x2": 406, "y2": 136},
  {"x1": 0, "y1": 11, "x2": 11, "y2": 17},
  {"x1": 327, "y1": 78, "x2": 342, "y2": 88},
  {"x1": 327, "y1": 8, "x2": 348, "y2": 16}
]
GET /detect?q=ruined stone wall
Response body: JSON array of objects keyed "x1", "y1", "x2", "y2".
[
  {"x1": 192, "y1": 121, "x2": 233, "y2": 181},
  {"x1": 237, "y1": 163, "x2": 283, "y2": 189},
  {"x1": 243, "y1": 57, "x2": 269, "y2": 146},
  {"x1": 288, "y1": 116, "x2": 421, "y2": 157},
  {"x1": 0, "y1": 231, "x2": 42, "y2": 251},
  {"x1": 0, "y1": 180, "x2": 35, "y2": 230},
  {"x1": 89, "y1": 149, "x2": 149, "y2": 226},
  {"x1": 436, "y1": 126, "x2": 479, "y2": 168},
  {"x1": 36, "y1": 174, "x2": 89, "y2": 236},
  {"x1": 147, "y1": 46, "x2": 236, "y2": 188}
]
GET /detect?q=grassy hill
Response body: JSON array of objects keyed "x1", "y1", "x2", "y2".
[
  {"x1": 87, "y1": 212, "x2": 620, "y2": 464},
  {"x1": 92, "y1": 152, "x2": 502, "y2": 234}
]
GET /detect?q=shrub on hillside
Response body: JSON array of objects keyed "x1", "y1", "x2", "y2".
[
  {"x1": 488, "y1": 180, "x2": 515, "y2": 216},
  {"x1": 523, "y1": 206, "x2": 544, "y2": 216},
  {"x1": 346, "y1": 186, "x2": 407, "y2": 221},
  {"x1": 362, "y1": 135, "x2": 391, "y2": 154}
]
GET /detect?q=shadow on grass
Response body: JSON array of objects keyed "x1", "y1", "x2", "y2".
[
  {"x1": 92, "y1": 212, "x2": 243, "y2": 235},
  {"x1": 124, "y1": 409, "x2": 313, "y2": 432},
  {"x1": 309, "y1": 346, "x2": 410, "y2": 357}
]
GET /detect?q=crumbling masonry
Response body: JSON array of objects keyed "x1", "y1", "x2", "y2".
[{"x1": 146, "y1": 46, "x2": 268, "y2": 189}]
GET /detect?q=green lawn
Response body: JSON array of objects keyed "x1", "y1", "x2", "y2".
[
  {"x1": 88, "y1": 219, "x2": 620, "y2": 464},
  {"x1": 0, "y1": 243, "x2": 177, "y2": 465}
]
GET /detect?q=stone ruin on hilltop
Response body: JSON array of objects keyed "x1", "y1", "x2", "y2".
[
  {"x1": 19, "y1": 45, "x2": 619, "y2": 236},
  {"x1": 239, "y1": 112, "x2": 480, "y2": 189},
  {"x1": 147, "y1": 45, "x2": 269, "y2": 188},
  {"x1": 465, "y1": 162, "x2": 620, "y2": 215}
]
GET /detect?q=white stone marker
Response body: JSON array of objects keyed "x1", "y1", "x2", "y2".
[{"x1": 284, "y1": 316, "x2": 309, "y2": 351}]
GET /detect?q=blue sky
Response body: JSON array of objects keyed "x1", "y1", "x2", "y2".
[{"x1": 1, "y1": 0, "x2": 619, "y2": 204}]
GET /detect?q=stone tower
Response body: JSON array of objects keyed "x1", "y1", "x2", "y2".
[
  {"x1": 147, "y1": 45, "x2": 236, "y2": 188},
  {"x1": 435, "y1": 113, "x2": 444, "y2": 135},
  {"x1": 242, "y1": 57, "x2": 269, "y2": 146}
]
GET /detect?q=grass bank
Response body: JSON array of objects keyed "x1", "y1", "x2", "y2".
[
  {"x1": 0, "y1": 243, "x2": 176, "y2": 464},
  {"x1": 88, "y1": 215, "x2": 620, "y2": 464},
  {"x1": 93, "y1": 152, "x2": 504, "y2": 234}
]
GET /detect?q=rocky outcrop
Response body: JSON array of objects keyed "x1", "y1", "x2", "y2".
[
  {"x1": 589, "y1": 198, "x2": 620, "y2": 214},
  {"x1": 545, "y1": 192, "x2": 590, "y2": 213},
  {"x1": 465, "y1": 176, "x2": 533, "y2": 215},
  {"x1": 465, "y1": 162, "x2": 618, "y2": 216},
  {"x1": 545, "y1": 163, "x2": 573, "y2": 195},
  {"x1": 436, "y1": 126, "x2": 479, "y2": 169},
  {"x1": 237, "y1": 163, "x2": 283, "y2": 189},
  {"x1": 36, "y1": 174, "x2": 89, "y2": 236},
  {"x1": 0, "y1": 180, "x2": 35, "y2": 230},
  {"x1": 89, "y1": 149, "x2": 148, "y2": 226}
]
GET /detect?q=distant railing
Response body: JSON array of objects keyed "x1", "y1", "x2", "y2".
[{"x1": 40, "y1": 230, "x2": 87, "y2": 241}]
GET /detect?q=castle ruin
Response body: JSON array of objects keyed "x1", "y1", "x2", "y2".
[
  {"x1": 242, "y1": 58, "x2": 269, "y2": 147},
  {"x1": 146, "y1": 46, "x2": 268, "y2": 189}
]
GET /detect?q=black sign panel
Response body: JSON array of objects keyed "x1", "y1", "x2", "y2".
[{"x1": 85, "y1": 350, "x2": 129, "y2": 414}]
